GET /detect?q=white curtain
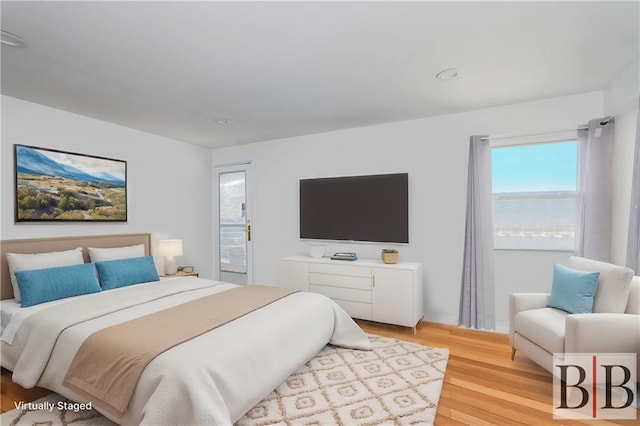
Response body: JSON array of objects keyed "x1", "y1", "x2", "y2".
[
  {"x1": 576, "y1": 117, "x2": 614, "y2": 261},
  {"x1": 627, "y1": 101, "x2": 640, "y2": 271},
  {"x1": 459, "y1": 135, "x2": 495, "y2": 329}
]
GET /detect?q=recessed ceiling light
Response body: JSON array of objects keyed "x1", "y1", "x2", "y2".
[
  {"x1": 436, "y1": 68, "x2": 459, "y2": 81},
  {"x1": 1, "y1": 30, "x2": 28, "y2": 48},
  {"x1": 214, "y1": 118, "x2": 231, "y2": 125}
]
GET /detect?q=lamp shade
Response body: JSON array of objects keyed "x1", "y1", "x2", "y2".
[{"x1": 158, "y1": 239, "x2": 183, "y2": 257}]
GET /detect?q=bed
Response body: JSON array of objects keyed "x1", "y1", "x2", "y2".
[{"x1": 0, "y1": 233, "x2": 371, "y2": 425}]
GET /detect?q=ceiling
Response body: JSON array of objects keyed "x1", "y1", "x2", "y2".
[{"x1": 1, "y1": 1, "x2": 638, "y2": 149}]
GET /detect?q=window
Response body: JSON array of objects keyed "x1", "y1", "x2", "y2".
[
  {"x1": 218, "y1": 171, "x2": 247, "y2": 274},
  {"x1": 492, "y1": 140, "x2": 578, "y2": 251}
]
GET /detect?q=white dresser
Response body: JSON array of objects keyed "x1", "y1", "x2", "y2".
[{"x1": 278, "y1": 256, "x2": 423, "y2": 330}]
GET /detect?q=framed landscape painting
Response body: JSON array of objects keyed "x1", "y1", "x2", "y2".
[{"x1": 14, "y1": 144, "x2": 127, "y2": 222}]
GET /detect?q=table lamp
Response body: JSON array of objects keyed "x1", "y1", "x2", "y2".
[{"x1": 159, "y1": 239, "x2": 183, "y2": 275}]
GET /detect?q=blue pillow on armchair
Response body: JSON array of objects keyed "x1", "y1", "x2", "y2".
[{"x1": 547, "y1": 264, "x2": 599, "y2": 314}]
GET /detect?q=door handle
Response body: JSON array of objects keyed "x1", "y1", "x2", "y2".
[{"x1": 247, "y1": 220, "x2": 251, "y2": 242}]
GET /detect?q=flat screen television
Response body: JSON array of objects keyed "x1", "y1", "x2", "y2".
[{"x1": 299, "y1": 173, "x2": 408, "y2": 243}]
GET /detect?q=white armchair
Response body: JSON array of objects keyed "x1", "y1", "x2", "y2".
[{"x1": 509, "y1": 257, "x2": 640, "y2": 375}]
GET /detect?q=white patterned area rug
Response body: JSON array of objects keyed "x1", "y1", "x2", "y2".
[{"x1": 2, "y1": 335, "x2": 448, "y2": 426}]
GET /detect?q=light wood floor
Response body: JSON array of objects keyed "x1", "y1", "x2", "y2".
[
  {"x1": 357, "y1": 320, "x2": 639, "y2": 426},
  {"x1": 1, "y1": 321, "x2": 638, "y2": 425}
]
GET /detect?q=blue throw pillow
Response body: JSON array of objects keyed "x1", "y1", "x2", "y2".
[
  {"x1": 15, "y1": 263, "x2": 101, "y2": 308},
  {"x1": 547, "y1": 264, "x2": 599, "y2": 314},
  {"x1": 95, "y1": 256, "x2": 160, "y2": 290}
]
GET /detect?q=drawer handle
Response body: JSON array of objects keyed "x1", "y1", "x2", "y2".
[{"x1": 372, "y1": 275, "x2": 376, "y2": 288}]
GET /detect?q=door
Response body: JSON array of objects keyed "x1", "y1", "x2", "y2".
[
  {"x1": 278, "y1": 260, "x2": 310, "y2": 292},
  {"x1": 215, "y1": 163, "x2": 253, "y2": 285},
  {"x1": 371, "y1": 268, "x2": 414, "y2": 326}
]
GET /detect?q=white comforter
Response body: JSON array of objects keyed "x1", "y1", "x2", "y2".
[{"x1": 1, "y1": 278, "x2": 371, "y2": 425}]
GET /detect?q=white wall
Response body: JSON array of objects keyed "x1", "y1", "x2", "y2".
[
  {"x1": 3, "y1": 82, "x2": 631, "y2": 331},
  {"x1": 211, "y1": 91, "x2": 604, "y2": 330},
  {"x1": 1, "y1": 96, "x2": 214, "y2": 278},
  {"x1": 605, "y1": 57, "x2": 640, "y2": 266}
]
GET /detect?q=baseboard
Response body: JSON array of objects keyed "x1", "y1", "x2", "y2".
[
  {"x1": 494, "y1": 321, "x2": 509, "y2": 333},
  {"x1": 421, "y1": 312, "x2": 509, "y2": 334},
  {"x1": 421, "y1": 313, "x2": 458, "y2": 327}
]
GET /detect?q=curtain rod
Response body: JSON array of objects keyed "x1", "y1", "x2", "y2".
[{"x1": 480, "y1": 116, "x2": 613, "y2": 142}]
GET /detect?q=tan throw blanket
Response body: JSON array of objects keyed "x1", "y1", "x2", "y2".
[{"x1": 62, "y1": 285, "x2": 296, "y2": 418}]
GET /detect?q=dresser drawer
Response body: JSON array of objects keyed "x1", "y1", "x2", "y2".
[
  {"x1": 310, "y1": 284, "x2": 372, "y2": 303},
  {"x1": 333, "y1": 299, "x2": 371, "y2": 320},
  {"x1": 309, "y1": 263, "x2": 371, "y2": 277},
  {"x1": 309, "y1": 273, "x2": 371, "y2": 291}
]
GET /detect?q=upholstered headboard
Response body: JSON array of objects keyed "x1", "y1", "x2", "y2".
[{"x1": 1, "y1": 233, "x2": 151, "y2": 300}]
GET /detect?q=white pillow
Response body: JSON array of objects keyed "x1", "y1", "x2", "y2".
[
  {"x1": 568, "y1": 256, "x2": 634, "y2": 313},
  {"x1": 87, "y1": 244, "x2": 145, "y2": 263},
  {"x1": 6, "y1": 247, "x2": 84, "y2": 303}
]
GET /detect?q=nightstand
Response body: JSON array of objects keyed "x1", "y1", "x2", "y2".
[{"x1": 176, "y1": 271, "x2": 199, "y2": 278}]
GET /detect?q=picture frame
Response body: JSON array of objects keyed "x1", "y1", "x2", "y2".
[{"x1": 14, "y1": 144, "x2": 127, "y2": 222}]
